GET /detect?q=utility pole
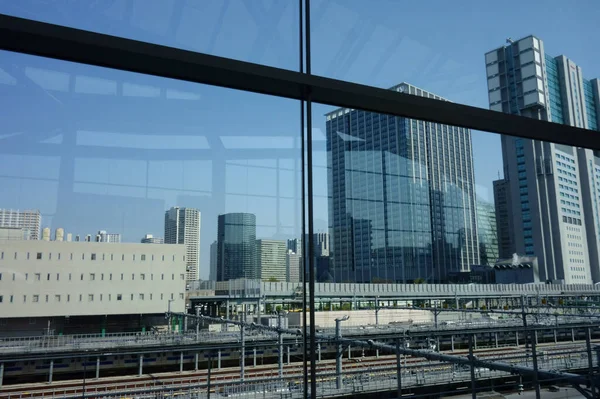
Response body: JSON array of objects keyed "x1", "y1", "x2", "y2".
[
  {"x1": 278, "y1": 311, "x2": 285, "y2": 379},
  {"x1": 395, "y1": 339, "x2": 402, "y2": 398},
  {"x1": 521, "y1": 295, "x2": 540, "y2": 398},
  {"x1": 335, "y1": 315, "x2": 349, "y2": 390},
  {"x1": 207, "y1": 351, "x2": 212, "y2": 399},
  {"x1": 469, "y1": 335, "x2": 476, "y2": 399},
  {"x1": 82, "y1": 351, "x2": 88, "y2": 399},
  {"x1": 167, "y1": 299, "x2": 174, "y2": 333},
  {"x1": 240, "y1": 309, "x2": 245, "y2": 382},
  {"x1": 195, "y1": 305, "x2": 201, "y2": 341}
]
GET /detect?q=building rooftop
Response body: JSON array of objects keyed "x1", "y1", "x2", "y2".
[{"x1": 325, "y1": 82, "x2": 449, "y2": 119}]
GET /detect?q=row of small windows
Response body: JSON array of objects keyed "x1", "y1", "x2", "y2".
[
  {"x1": 525, "y1": 245, "x2": 534, "y2": 255},
  {"x1": 560, "y1": 199, "x2": 580, "y2": 209},
  {"x1": 558, "y1": 176, "x2": 577, "y2": 186},
  {"x1": 0, "y1": 272, "x2": 185, "y2": 282},
  {"x1": 556, "y1": 161, "x2": 575, "y2": 171},
  {"x1": 556, "y1": 153, "x2": 575, "y2": 164},
  {"x1": 568, "y1": 250, "x2": 584, "y2": 256},
  {"x1": 570, "y1": 259, "x2": 584, "y2": 265},
  {"x1": 557, "y1": 169, "x2": 577, "y2": 179},
  {"x1": 572, "y1": 274, "x2": 587, "y2": 280},
  {"x1": 559, "y1": 184, "x2": 578, "y2": 193},
  {"x1": 561, "y1": 207, "x2": 581, "y2": 216},
  {"x1": 563, "y1": 216, "x2": 582, "y2": 226},
  {"x1": 0, "y1": 292, "x2": 184, "y2": 304},
  {"x1": 571, "y1": 266, "x2": 586, "y2": 272},
  {"x1": 0, "y1": 252, "x2": 184, "y2": 262},
  {"x1": 560, "y1": 192, "x2": 579, "y2": 201},
  {"x1": 567, "y1": 240, "x2": 583, "y2": 248}
]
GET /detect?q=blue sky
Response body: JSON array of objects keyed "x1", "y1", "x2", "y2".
[{"x1": 0, "y1": 0, "x2": 599, "y2": 279}]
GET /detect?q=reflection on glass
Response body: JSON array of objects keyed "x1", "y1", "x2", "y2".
[
  {"x1": 217, "y1": 213, "x2": 258, "y2": 280},
  {"x1": 0, "y1": 0, "x2": 300, "y2": 71},
  {"x1": 0, "y1": 51, "x2": 302, "y2": 333},
  {"x1": 325, "y1": 83, "x2": 478, "y2": 283}
]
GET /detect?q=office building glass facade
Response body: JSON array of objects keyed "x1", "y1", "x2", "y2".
[
  {"x1": 217, "y1": 213, "x2": 258, "y2": 281},
  {"x1": 326, "y1": 83, "x2": 479, "y2": 283}
]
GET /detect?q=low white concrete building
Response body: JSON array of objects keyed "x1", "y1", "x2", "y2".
[
  {"x1": 287, "y1": 309, "x2": 433, "y2": 328},
  {"x1": 0, "y1": 239, "x2": 187, "y2": 319}
]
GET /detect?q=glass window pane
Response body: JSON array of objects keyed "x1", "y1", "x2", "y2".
[
  {"x1": 311, "y1": 0, "x2": 598, "y2": 118},
  {"x1": 0, "y1": 0, "x2": 300, "y2": 70}
]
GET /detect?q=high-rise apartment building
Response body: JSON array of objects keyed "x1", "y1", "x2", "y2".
[
  {"x1": 287, "y1": 238, "x2": 301, "y2": 255},
  {"x1": 165, "y1": 207, "x2": 201, "y2": 282},
  {"x1": 216, "y1": 213, "x2": 257, "y2": 281},
  {"x1": 209, "y1": 241, "x2": 218, "y2": 281},
  {"x1": 257, "y1": 239, "x2": 287, "y2": 282},
  {"x1": 0, "y1": 209, "x2": 41, "y2": 240},
  {"x1": 141, "y1": 234, "x2": 164, "y2": 244},
  {"x1": 287, "y1": 233, "x2": 330, "y2": 257},
  {"x1": 326, "y1": 83, "x2": 479, "y2": 283},
  {"x1": 476, "y1": 199, "x2": 499, "y2": 265},
  {"x1": 286, "y1": 250, "x2": 301, "y2": 282},
  {"x1": 485, "y1": 35, "x2": 600, "y2": 283},
  {"x1": 313, "y1": 233, "x2": 330, "y2": 257}
]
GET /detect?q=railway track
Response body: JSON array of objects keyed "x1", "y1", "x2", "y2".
[{"x1": 0, "y1": 340, "x2": 592, "y2": 398}]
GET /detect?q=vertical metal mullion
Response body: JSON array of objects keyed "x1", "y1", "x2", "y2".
[
  {"x1": 299, "y1": 1, "x2": 308, "y2": 398},
  {"x1": 304, "y1": 0, "x2": 317, "y2": 398}
]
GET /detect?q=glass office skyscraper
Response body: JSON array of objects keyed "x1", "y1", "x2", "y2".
[
  {"x1": 485, "y1": 35, "x2": 600, "y2": 283},
  {"x1": 216, "y1": 213, "x2": 257, "y2": 281},
  {"x1": 326, "y1": 83, "x2": 479, "y2": 283}
]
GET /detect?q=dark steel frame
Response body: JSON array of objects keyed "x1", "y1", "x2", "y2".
[
  {"x1": 1, "y1": 14, "x2": 600, "y2": 151},
  {"x1": 2, "y1": 9, "x2": 600, "y2": 399}
]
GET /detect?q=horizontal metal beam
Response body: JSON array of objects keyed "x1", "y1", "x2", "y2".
[{"x1": 1, "y1": 15, "x2": 599, "y2": 151}]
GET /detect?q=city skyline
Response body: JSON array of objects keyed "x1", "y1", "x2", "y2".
[
  {"x1": 1, "y1": 2, "x2": 599, "y2": 281},
  {"x1": 1, "y1": 4, "x2": 600, "y2": 397}
]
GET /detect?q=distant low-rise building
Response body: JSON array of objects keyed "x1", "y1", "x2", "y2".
[
  {"x1": 493, "y1": 254, "x2": 541, "y2": 284},
  {"x1": 0, "y1": 227, "x2": 29, "y2": 241},
  {"x1": 141, "y1": 234, "x2": 164, "y2": 244},
  {"x1": 96, "y1": 230, "x2": 121, "y2": 243},
  {"x1": 0, "y1": 239, "x2": 187, "y2": 336},
  {"x1": 448, "y1": 255, "x2": 540, "y2": 284}
]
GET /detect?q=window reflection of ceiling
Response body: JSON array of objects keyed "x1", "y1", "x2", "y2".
[
  {"x1": 76, "y1": 131, "x2": 210, "y2": 150},
  {"x1": 0, "y1": 0, "x2": 299, "y2": 71}
]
